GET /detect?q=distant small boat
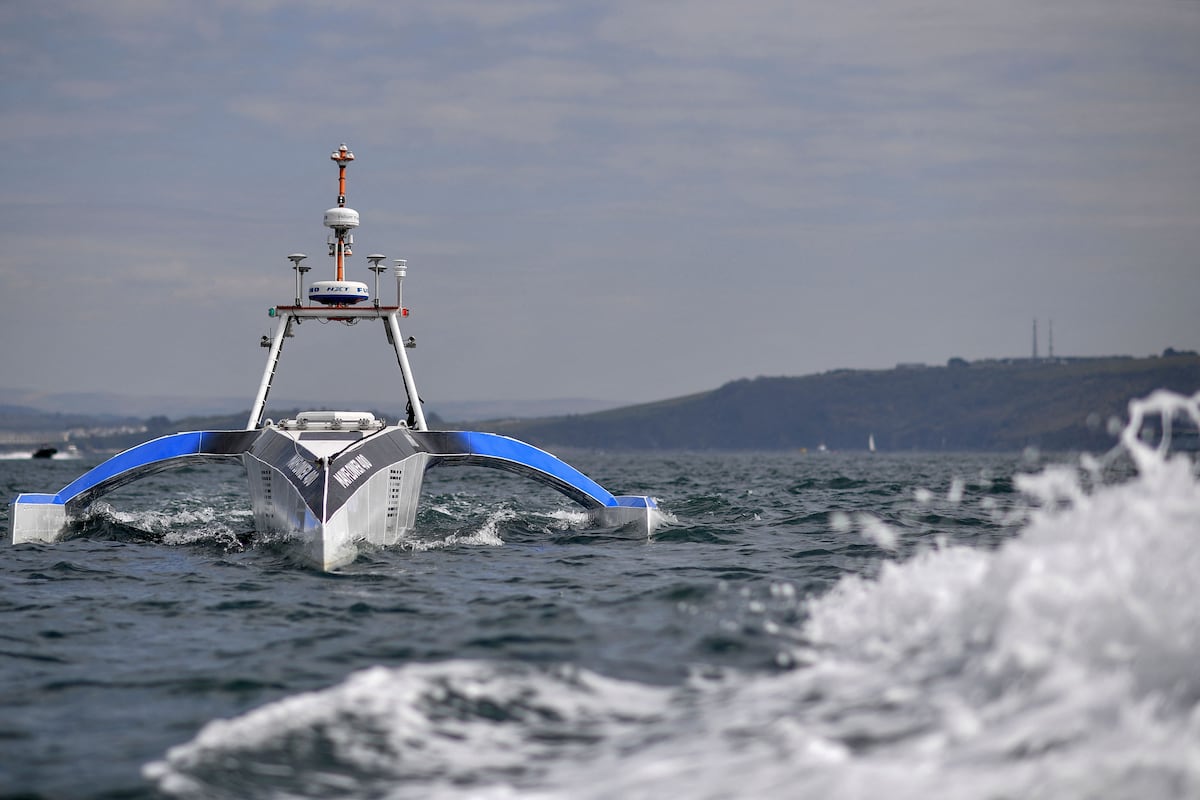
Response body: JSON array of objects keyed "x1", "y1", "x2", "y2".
[
  {"x1": 32, "y1": 447, "x2": 57, "y2": 459},
  {"x1": 868, "y1": 434, "x2": 876, "y2": 453}
]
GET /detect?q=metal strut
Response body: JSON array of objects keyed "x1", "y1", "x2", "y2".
[
  {"x1": 247, "y1": 314, "x2": 292, "y2": 429},
  {"x1": 386, "y1": 310, "x2": 428, "y2": 430}
]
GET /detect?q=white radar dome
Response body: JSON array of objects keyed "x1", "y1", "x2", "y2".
[
  {"x1": 323, "y1": 207, "x2": 360, "y2": 229},
  {"x1": 308, "y1": 280, "x2": 369, "y2": 306}
]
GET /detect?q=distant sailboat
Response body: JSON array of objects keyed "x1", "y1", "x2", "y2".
[{"x1": 868, "y1": 433, "x2": 876, "y2": 453}]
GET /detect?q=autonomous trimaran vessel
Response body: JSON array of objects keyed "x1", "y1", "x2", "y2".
[{"x1": 10, "y1": 145, "x2": 661, "y2": 569}]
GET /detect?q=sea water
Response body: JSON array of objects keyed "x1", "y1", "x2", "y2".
[{"x1": 1, "y1": 392, "x2": 1198, "y2": 799}]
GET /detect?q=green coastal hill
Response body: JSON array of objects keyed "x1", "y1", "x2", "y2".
[
  {"x1": 4, "y1": 353, "x2": 1196, "y2": 454},
  {"x1": 485, "y1": 354, "x2": 1200, "y2": 452}
]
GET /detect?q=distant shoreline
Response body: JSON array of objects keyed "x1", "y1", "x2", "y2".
[{"x1": 3, "y1": 352, "x2": 1197, "y2": 453}]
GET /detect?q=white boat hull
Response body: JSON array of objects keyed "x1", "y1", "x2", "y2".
[{"x1": 245, "y1": 446, "x2": 432, "y2": 570}]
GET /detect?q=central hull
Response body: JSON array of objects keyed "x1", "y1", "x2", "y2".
[{"x1": 244, "y1": 426, "x2": 432, "y2": 570}]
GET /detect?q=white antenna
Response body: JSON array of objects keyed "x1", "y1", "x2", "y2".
[
  {"x1": 367, "y1": 254, "x2": 387, "y2": 307},
  {"x1": 288, "y1": 254, "x2": 309, "y2": 306},
  {"x1": 394, "y1": 258, "x2": 407, "y2": 308}
]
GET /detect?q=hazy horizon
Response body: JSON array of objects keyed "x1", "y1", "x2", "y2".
[{"x1": 2, "y1": 346, "x2": 1190, "y2": 422}]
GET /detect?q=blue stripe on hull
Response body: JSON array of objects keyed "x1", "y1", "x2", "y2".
[
  {"x1": 445, "y1": 431, "x2": 618, "y2": 509},
  {"x1": 12, "y1": 492, "x2": 59, "y2": 505},
  {"x1": 614, "y1": 495, "x2": 657, "y2": 509},
  {"x1": 17, "y1": 431, "x2": 254, "y2": 509},
  {"x1": 55, "y1": 432, "x2": 206, "y2": 503}
]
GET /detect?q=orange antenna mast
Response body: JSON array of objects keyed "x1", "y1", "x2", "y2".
[{"x1": 329, "y1": 143, "x2": 356, "y2": 281}]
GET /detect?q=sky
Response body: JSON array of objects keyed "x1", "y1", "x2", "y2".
[{"x1": 1, "y1": 1, "x2": 1198, "y2": 417}]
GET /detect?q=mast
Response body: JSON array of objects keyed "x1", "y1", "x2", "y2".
[
  {"x1": 246, "y1": 144, "x2": 428, "y2": 431},
  {"x1": 329, "y1": 144, "x2": 355, "y2": 282}
]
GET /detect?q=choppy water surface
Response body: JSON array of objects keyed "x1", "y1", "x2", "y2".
[{"x1": 2, "y1": 394, "x2": 1198, "y2": 799}]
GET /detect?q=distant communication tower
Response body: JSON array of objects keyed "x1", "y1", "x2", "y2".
[
  {"x1": 1032, "y1": 318, "x2": 1039, "y2": 360},
  {"x1": 1048, "y1": 320, "x2": 1054, "y2": 359}
]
